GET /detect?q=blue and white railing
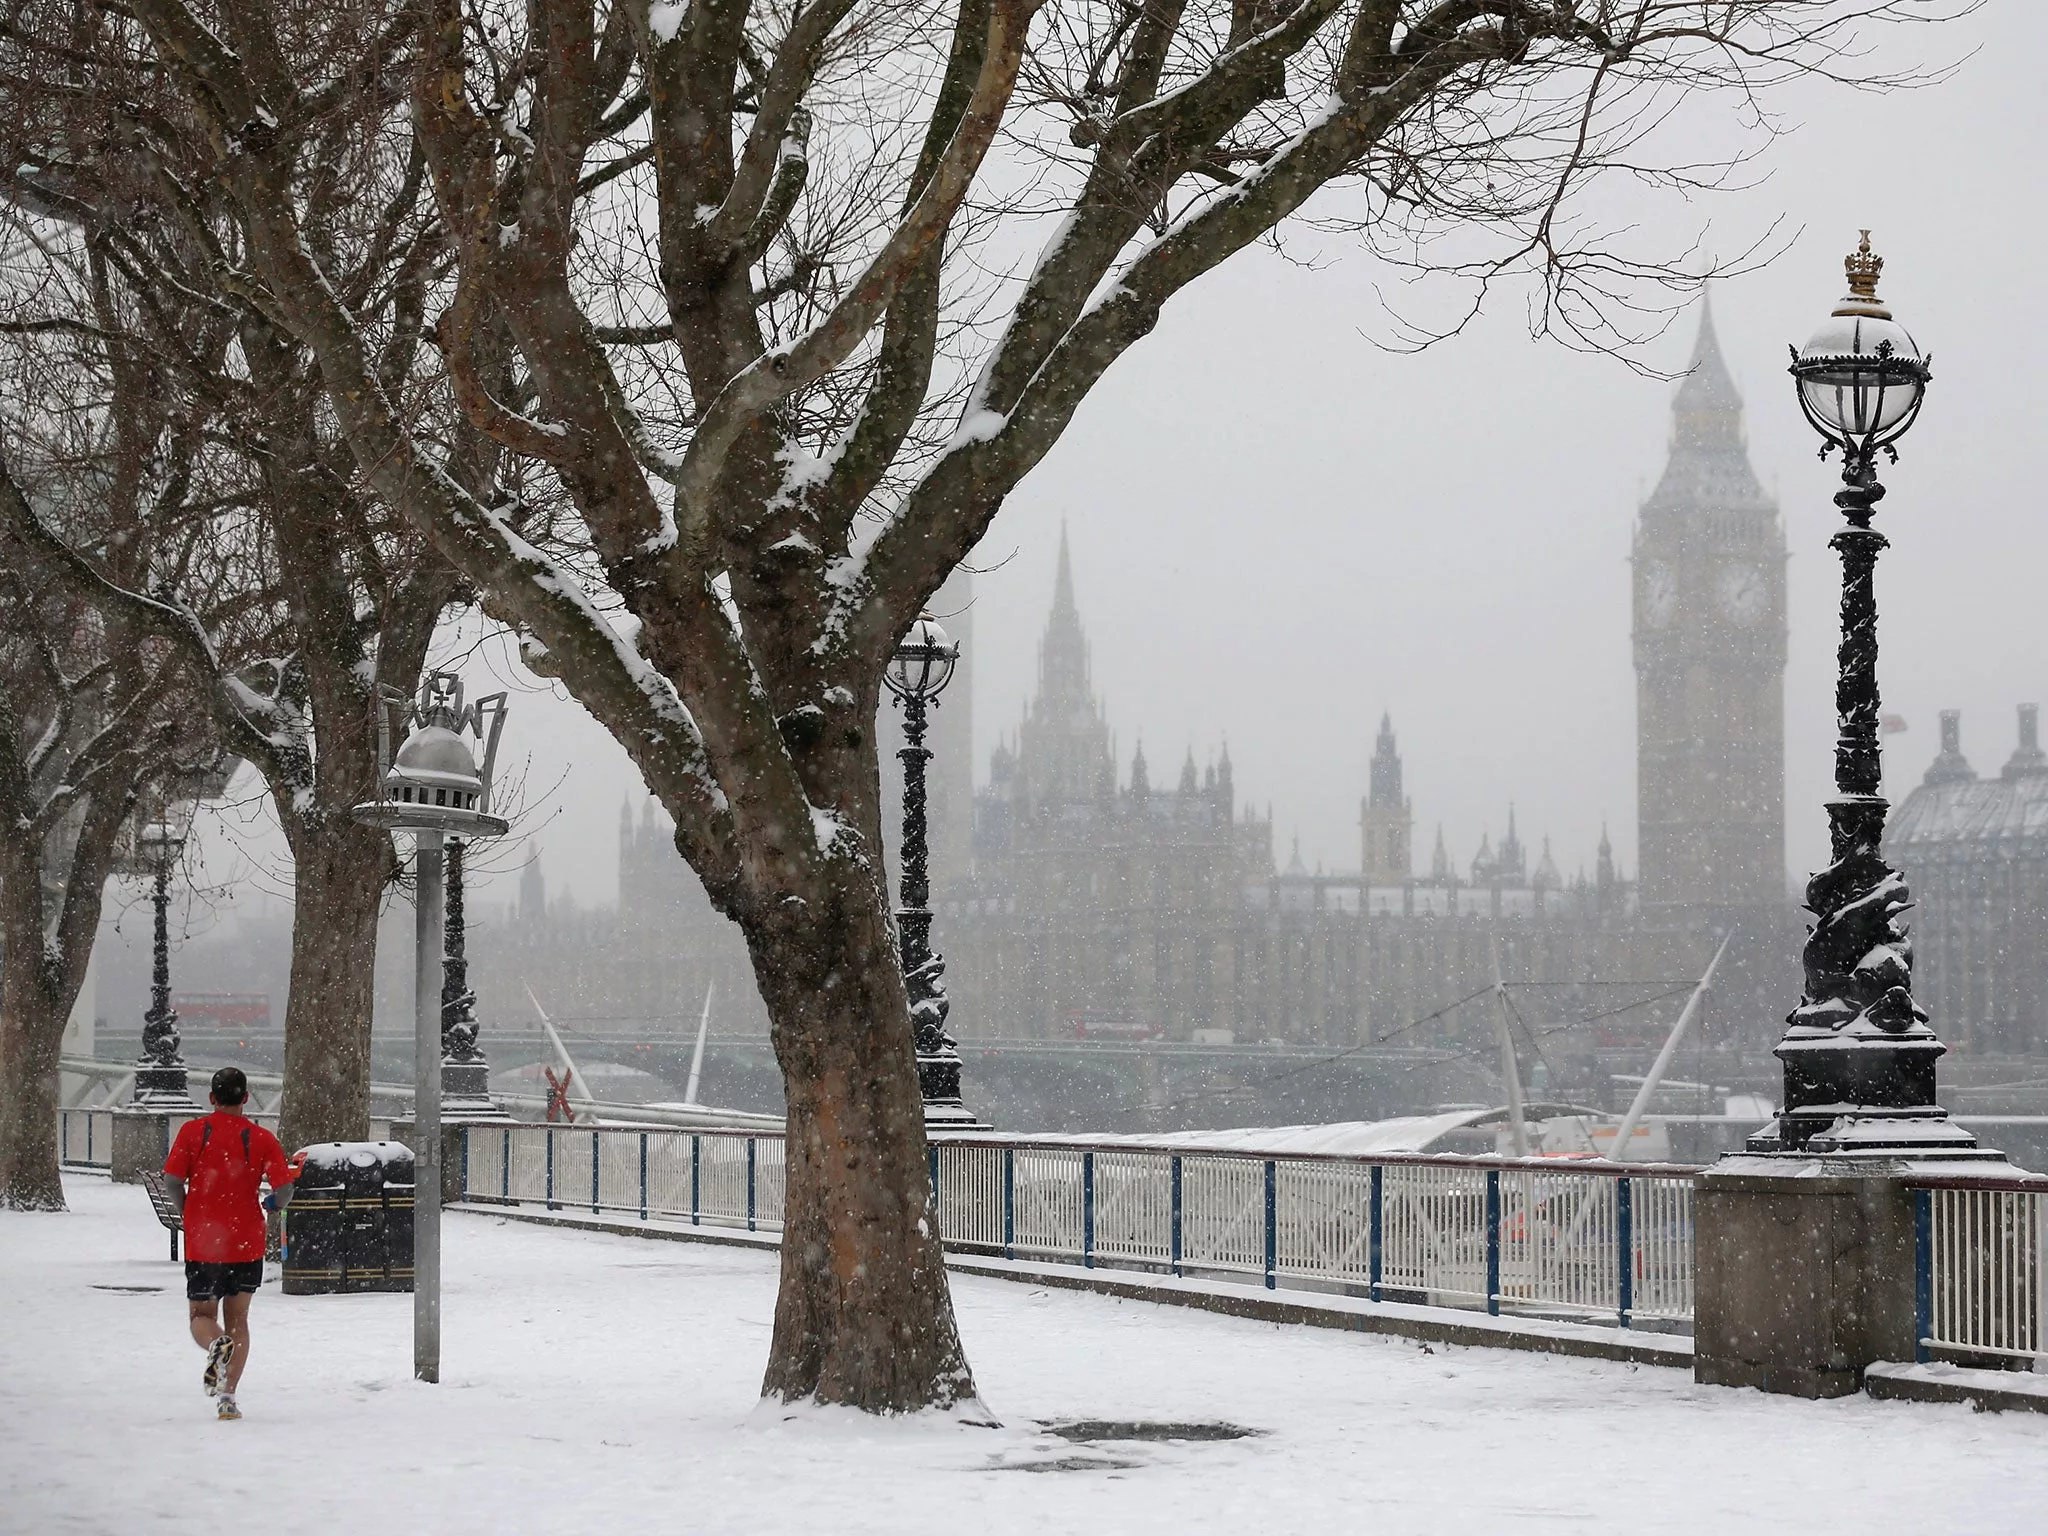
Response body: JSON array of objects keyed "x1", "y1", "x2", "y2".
[
  {"x1": 59, "y1": 1108, "x2": 115, "y2": 1168},
  {"x1": 1911, "y1": 1174, "x2": 2047, "y2": 1369},
  {"x1": 460, "y1": 1124, "x2": 1698, "y2": 1330},
  {"x1": 58, "y1": 1107, "x2": 385, "y2": 1171}
]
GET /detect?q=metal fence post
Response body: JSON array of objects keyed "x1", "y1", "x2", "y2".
[
  {"x1": 1082, "y1": 1152, "x2": 1095, "y2": 1268},
  {"x1": 591, "y1": 1129, "x2": 601, "y2": 1214},
  {"x1": 460, "y1": 1127, "x2": 470, "y2": 1198},
  {"x1": 1369, "y1": 1163, "x2": 1384, "y2": 1303},
  {"x1": 1170, "y1": 1155, "x2": 1184, "y2": 1278},
  {"x1": 502, "y1": 1127, "x2": 512, "y2": 1200},
  {"x1": 1913, "y1": 1187, "x2": 1933, "y2": 1363},
  {"x1": 1002, "y1": 1147, "x2": 1016, "y2": 1261},
  {"x1": 545, "y1": 1127, "x2": 557, "y2": 1211},
  {"x1": 929, "y1": 1144, "x2": 941, "y2": 1228},
  {"x1": 690, "y1": 1134, "x2": 701, "y2": 1225},
  {"x1": 1616, "y1": 1176, "x2": 1635, "y2": 1328},
  {"x1": 638, "y1": 1132, "x2": 649, "y2": 1222},
  {"x1": 1484, "y1": 1168, "x2": 1501, "y2": 1317},
  {"x1": 746, "y1": 1137, "x2": 758, "y2": 1232},
  {"x1": 1263, "y1": 1159, "x2": 1278, "y2": 1290}
]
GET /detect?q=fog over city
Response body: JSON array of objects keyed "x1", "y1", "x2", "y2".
[
  {"x1": 17, "y1": 2, "x2": 2048, "y2": 1518},
  {"x1": 116, "y1": 4, "x2": 2042, "y2": 939}
]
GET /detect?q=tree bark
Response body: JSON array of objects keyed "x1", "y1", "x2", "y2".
[
  {"x1": 0, "y1": 915, "x2": 80, "y2": 1212},
  {"x1": 276, "y1": 820, "x2": 391, "y2": 1153},
  {"x1": 750, "y1": 859, "x2": 975, "y2": 1410}
]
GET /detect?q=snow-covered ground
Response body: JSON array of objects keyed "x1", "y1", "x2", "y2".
[{"x1": 5, "y1": 1176, "x2": 2044, "y2": 1535}]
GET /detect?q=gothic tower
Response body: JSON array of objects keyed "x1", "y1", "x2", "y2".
[
  {"x1": 1013, "y1": 526, "x2": 1114, "y2": 805},
  {"x1": 1633, "y1": 299, "x2": 1787, "y2": 911},
  {"x1": 1360, "y1": 713, "x2": 1413, "y2": 884}
]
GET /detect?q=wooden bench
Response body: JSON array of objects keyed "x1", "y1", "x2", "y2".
[{"x1": 138, "y1": 1170, "x2": 182, "y2": 1261}]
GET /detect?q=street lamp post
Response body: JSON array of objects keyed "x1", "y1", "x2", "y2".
[
  {"x1": 352, "y1": 671, "x2": 509, "y2": 1382},
  {"x1": 131, "y1": 810, "x2": 196, "y2": 1109},
  {"x1": 438, "y1": 838, "x2": 511, "y2": 1122},
  {"x1": 1752, "y1": 232, "x2": 1975, "y2": 1157},
  {"x1": 884, "y1": 616, "x2": 985, "y2": 1129}
]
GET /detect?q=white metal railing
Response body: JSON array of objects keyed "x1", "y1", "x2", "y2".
[
  {"x1": 59, "y1": 1109, "x2": 115, "y2": 1168},
  {"x1": 459, "y1": 1124, "x2": 1697, "y2": 1330},
  {"x1": 1913, "y1": 1178, "x2": 2047, "y2": 1369}
]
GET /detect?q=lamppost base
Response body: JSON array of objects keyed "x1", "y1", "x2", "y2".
[
  {"x1": 439, "y1": 1059, "x2": 512, "y2": 1123},
  {"x1": 1751, "y1": 1032, "x2": 1989, "y2": 1157},
  {"x1": 1745, "y1": 1112, "x2": 1996, "y2": 1159},
  {"x1": 917, "y1": 1054, "x2": 988, "y2": 1131},
  {"x1": 131, "y1": 1063, "x2": 196, "y2": 1110}
]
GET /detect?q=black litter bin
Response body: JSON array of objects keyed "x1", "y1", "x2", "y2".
[{"x1": 283, "y1": 1141, "x2": 416, "y2": 1295}]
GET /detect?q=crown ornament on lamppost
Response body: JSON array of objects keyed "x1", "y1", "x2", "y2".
[
  {"x1": 354, "y1": 671, "x2": 511, "y2": 837},
  {"x1": 884, "y1": 616, "x2": 984, "y2": 1128},
  {"x1": 1753, "y1": 233, "x2": 1977, "y2": 1157}
]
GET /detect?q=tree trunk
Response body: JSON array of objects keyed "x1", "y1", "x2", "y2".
[
  {"x1": 0, "y1": 952, "x2": 73, "y2": 1211},
  {"x1": 277, "y1": 822, "x2": 390, "y2": 1153},
  {"x1": 750, "y1": 867, "x2": 976, "y2": 1411}
]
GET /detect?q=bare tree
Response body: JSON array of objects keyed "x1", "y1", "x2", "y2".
[
  {"x1": 0, "y1": 12, "x2": 477, "y2": 1155},
  {"x1": 50, "y1": 0, "x2": 1955, "y2": 1406},
  {"x1": 0, "y1": 424, "x2": 204, "y2": 1207}
]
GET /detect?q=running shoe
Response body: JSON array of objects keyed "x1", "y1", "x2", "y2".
[
  {"x1": 202, "y1": 1335, "x2": 236, "y2": 1397},
  {"x1": 217, "y1": 1394, "x2": 241, "y2": 1421}
]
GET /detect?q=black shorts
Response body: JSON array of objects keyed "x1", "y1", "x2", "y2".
[{"x1": 185, "y1": 1261, "x2": 263, "y2": 1302}]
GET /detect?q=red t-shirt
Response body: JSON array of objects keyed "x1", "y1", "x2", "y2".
[{"x1": 164, "y1": 1112, "x2": 297, "y2": 1264}]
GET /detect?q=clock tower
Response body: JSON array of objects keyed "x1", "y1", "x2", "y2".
[{"x1": 1633, "y1": 300, "x2": 1787, "y2": 912}]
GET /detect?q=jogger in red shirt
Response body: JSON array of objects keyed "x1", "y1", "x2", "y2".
[{"x1": 163, "y1": 1067, "x2": 301, "y2": 1420}]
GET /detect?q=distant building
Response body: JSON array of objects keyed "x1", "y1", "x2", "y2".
[
  {"x1": 1886, "y1": 707, "x2": 2048, "y2": 1053},
  {"x1": 476, "y1": 304, "x2": 1804, "y2": 1061},
  {"x1": 1632, "y1": 297, "x2": 1788, "y2": 916}
]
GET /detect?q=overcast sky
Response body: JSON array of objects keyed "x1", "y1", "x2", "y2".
[{"x1": 174, "y1": 3, "x2": 2047, "y2": 929}]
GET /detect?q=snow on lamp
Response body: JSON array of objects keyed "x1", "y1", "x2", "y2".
[{"x1": 1754, "y1": 233, "x2": 1977, "y2": 1157}]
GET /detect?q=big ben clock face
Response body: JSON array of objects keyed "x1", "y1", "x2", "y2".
[
  {"x1": 1641, "y1": 560, "x2": 1678, "y2": 628},
  {"x1": 1717, "y1": 563, "x2": 1768, "y2": 626}
]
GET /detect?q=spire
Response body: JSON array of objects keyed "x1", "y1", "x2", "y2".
[
  {"x1": 1286, "y1": 833, "x2": 1306, "y2": 877},
  {"x1": 1179, "y1": 747, "x2": 1198, "y2": 796},
  {"x1": 1533, "y1": 835, "x2": 1561, "y2": 892},
  {"x1": 1673, "y1": 289, "x2": 1742, "y2": 422},
  {"x1": 1645, "y1": 291, "x2": 1768, "y2": 514},
  {"x1": 1432, "y1": 824, "x2": 1451, "y2": 882},
  {"x1": 1034, "y1": 523, "x2": 1091, "y2": 715},
  {"x1": 1369, "y1": 713, "x2": 1403, "y2": 809},
  {"x1": 1130, "y1": 739, "x2": 1149, "y2": 799},
  {"x1": 1051, "y1": 520, "x2": 1075, "y2": 618},
  {"x1": 1498, "y1": 804, "x2": 1525, "y2": 880}
]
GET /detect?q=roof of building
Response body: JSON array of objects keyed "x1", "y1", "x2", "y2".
[{"x1": 1888, "y1": 707, "x2": 2048, "y2": 851}]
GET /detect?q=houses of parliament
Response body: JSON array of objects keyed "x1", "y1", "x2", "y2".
[{"x1": 489, "y1": 302, "x2": 2045, "y2": 1067}]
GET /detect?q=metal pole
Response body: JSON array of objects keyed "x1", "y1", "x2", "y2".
[
  {"x1": 1490, "y1": 936, "x2": 1529, "y2": 1158},
  {"x1": 1610, "y1": 934, "x2": 1730, "y2": 1160},
  {"x1": 414, "y1": 829, "x2": 445, "y2": 1384}
]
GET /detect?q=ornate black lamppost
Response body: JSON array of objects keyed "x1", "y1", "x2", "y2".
[
  {"x1": 438, "y1": 838, "x2": 510, "y2": 1122},
  {"x1": 353, "y1": 670, "x2": 510, "y2": 1380},
  {"x1": 1752, "y1": 232, "x2": 1974, "y2": 1156},
  {"x1": 884, "y1": 616, "x2": 984, "y2": 1129},
  {"x1": 131, "y1": 807, "x2": 197, "y2": 1109}
]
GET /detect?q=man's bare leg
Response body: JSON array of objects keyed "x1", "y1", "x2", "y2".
[
  {"x1": 189, "y1": 1299, "x2": 222, "y2": 1351},
  {"x1": 222, "y1": 1293, "x2": 252, "y2": 1394}
]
